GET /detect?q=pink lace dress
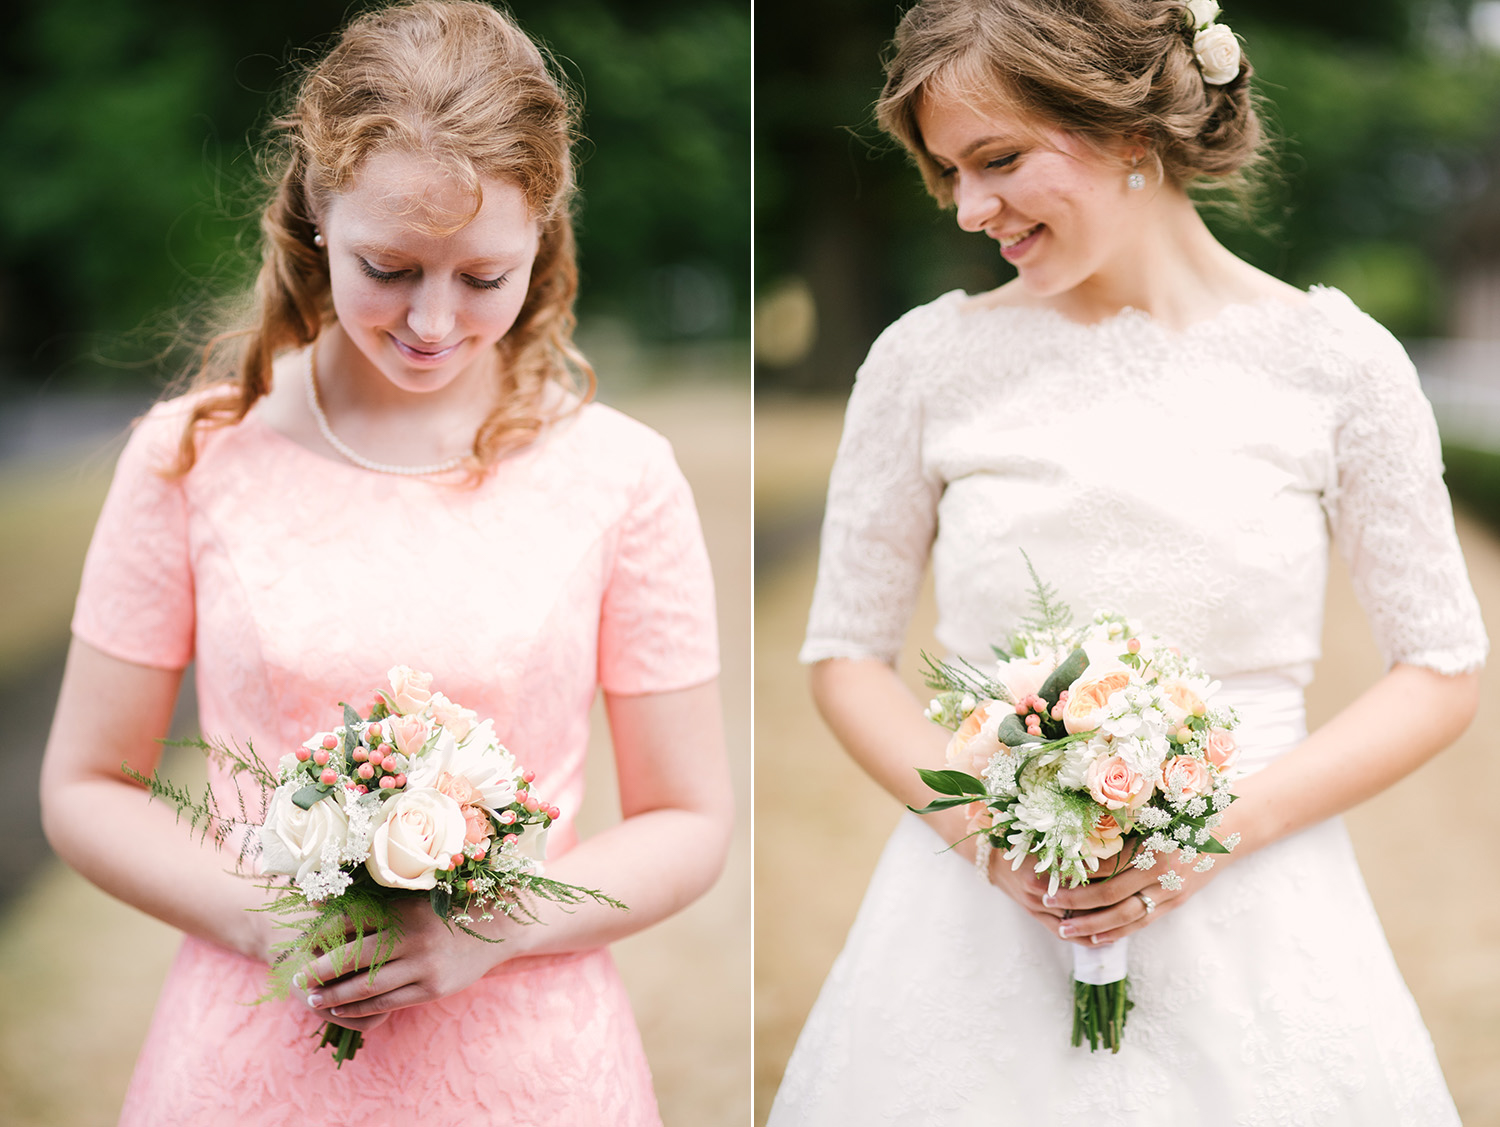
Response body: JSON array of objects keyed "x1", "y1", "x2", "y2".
[{"x1": 71, "y1": 389, "x2": 718, "y2": 1126}]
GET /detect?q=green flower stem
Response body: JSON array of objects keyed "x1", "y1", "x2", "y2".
[{"x1": 317, "y1": 1021, "x2": 363, "y2": 1067}]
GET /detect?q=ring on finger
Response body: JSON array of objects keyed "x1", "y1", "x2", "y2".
[{"x1": 1135, "y1": 890, "x2": 1156, "y2": 916}]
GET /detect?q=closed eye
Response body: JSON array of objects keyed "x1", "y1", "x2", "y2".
[
  {"x1": 358, "y1": 258, "x2": 408, "y2": 282},
  {"x1": 464, "y1": 273, "x2": 509, "y2": 291},
  {"x1": 986, "y1": 154, "x2": 1019, "y2": 170}
]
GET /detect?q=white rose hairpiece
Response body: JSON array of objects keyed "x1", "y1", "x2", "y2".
[{"x1": 1184, "y1": 1, "x2": 1242, "y2": 86}]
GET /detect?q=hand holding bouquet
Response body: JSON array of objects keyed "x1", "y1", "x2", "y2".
[
  {"x1": 912, "y1": 559, "x2": 1241, "y2": 1052},
  {"x1": 127, "y1": 666, "x2": 624, "y2": 1065}
]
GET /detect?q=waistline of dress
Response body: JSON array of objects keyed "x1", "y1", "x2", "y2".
[{"x1": 1211, "y1": 671, "x2": 1307, "y2": 776}]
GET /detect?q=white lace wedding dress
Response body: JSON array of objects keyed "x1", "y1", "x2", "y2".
[{"x1": 770, "y1": 287, "x2": 1487, "y2": 1126}]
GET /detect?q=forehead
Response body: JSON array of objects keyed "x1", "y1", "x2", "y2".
[
  {"x1": 915, "y1": 90, "x2": 1055, "y2": 159},
  {"x1": 326, "y1": 149, "x2": 537, "y2": 249}
]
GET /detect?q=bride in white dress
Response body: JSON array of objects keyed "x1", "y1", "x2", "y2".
[{"x1": 768, "y1": 1, "x2": 1487, "y2": 1124}]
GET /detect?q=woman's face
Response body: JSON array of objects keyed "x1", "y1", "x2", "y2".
[
  {"x1": 915, "y1": 94, "x2": 1138, "y2": 299},
  {"x1": 320, "y1": 149, "x2": 541, "y2": 396}
]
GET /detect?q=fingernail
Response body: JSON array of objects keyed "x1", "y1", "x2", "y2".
[
  {"x1": 292, "y1": 972, "x2": 307, "y2": 990},
  {"x1": 1043, "y1": 895, "x2": 1057, "y2": 907},
  {"x1": 1058, "y1": 925, "x2": 1074, "y2": 938},
  {"x1": 307, "y1": 993, "x2": 323, "y2": 1007},
  {"x1": 329, "y1": 1007, "x2": 342, "y2": 1017}
]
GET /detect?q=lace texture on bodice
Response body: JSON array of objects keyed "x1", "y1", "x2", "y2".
[{"x1": 803, "y1": 287, "x2": 1486, "y2": 681}]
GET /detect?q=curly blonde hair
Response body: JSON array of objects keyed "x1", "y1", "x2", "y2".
[
  {"x1": 876, "y1": 0, "x2": 1267, "y2": 207},
  {"x1": 170, "y1": 0, "x2": 590, "y2": 476}
]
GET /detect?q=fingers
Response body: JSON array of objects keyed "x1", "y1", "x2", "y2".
[
  {"x1": 1042, "y1": 869, "x2": 1152, "y2": 912},
  {"x1": 299, "y1": 930, "x2": 388, "y2": 989},
  {"x1": 317, "y1": 1010, "x2": 392, "y2": 1034}
]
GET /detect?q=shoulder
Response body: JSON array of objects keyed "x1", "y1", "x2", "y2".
[
  {"x1": 1302, "y1": 286, "x2": 1415, "y2": 376},
  {"x1": 544, "y1": 400, "x2": 688, "y2": 507},
  {"x1": 119, "y1": 386, "x2": 232, "y2": 474}
]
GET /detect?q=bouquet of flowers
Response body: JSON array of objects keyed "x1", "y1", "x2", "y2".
[
  {"x1": 127, "y1": 665, "x2": 624, "y2": 1066},
  {"x1": 911, "y1": 561, "x2": 1242, "y2": 1052}
]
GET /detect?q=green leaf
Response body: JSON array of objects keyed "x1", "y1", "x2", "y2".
[
  {"x1": 906, "y1": 796, "x2": 979, "y2": 815},
  {"x1": 291, "y1": 784, "x2": 332, "y2": 810},
  {"x1": 430, "y1": 884, "x2": 451, "y2": 920},
  {"x1": 995, "y1": 713, "x2": 1039, "y2": 747},
  {"x1": 1038, "y1": 646, "x2": 1088, "y2": 708},
  {"x1": 340, "y1": 702, "x2": 362, "y2": 761},
  {"x1": 916, "y1": 768, "x2": 986, "y2": 796},
  {"x1": 1198, "y1": 835, "x2": 1231, "y2": 854}
]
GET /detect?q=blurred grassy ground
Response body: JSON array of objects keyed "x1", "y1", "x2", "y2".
[
  {"x1": 0, "y1": 369, "x2": 750, "y2": 1127},
  {"x1": 754, "y1": 396, "x2": 1500, "y2": 1127}
]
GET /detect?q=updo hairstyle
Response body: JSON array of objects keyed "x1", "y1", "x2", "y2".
[
  {"x1": 876, "y1": 0, "x2": 1267, "y2": 206},
  {"x1": 171, "y1": 0, "x2": 589, "y2": 476}
]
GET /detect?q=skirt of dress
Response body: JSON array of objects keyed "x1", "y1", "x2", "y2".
[
  {"x1": 769, "y1": 681, "x2": 1460, "y2": 1127},
  {"x1": 120, "y1": 937, "x2": 660, "y2": 1127}
]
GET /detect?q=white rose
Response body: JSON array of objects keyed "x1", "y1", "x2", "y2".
[
  {"x1": 1185, "y1": 0, "x2": 1220, "y2": 30},
  {"x1": 259, "y1": 784, "x2": 350, "y2": 885},
  {"x1": 1194, "y1": 24, "x2": 1241, "y2": 85},
  {"x1": 994, "y1": 655, "x2": 1053, "y2": 704},
  {"x1": 366, "y1": 787, "x2": 467, "y2": 890},
  {"x1": 403, "y1": 720, "x2": 519, "y2": 812},
  {"x1": 387, "y1": 665, "x2": 434, "y2": 715}
]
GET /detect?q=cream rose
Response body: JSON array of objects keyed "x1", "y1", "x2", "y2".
[
  {"x1": 1063, "y1": 671, "x2": 1133, "y2": 734},
  {"x1": 1194, "y1": 24, "x2": 1241, "y2": 85},
  {"x1": 428, "y1": 692, "x2": 478, "y2": 741},
  {"x1": 1086, "y1": 754, "x2": 1152, "y2": 810},
  {"x1": 514, "y1": 822, "x2": 549, "y2": 865},
  {"x1": 1184, "y1": 0, "x2": 1220, "y2": 30},
  {"x1": 366, "y1": 787, "x2": 467, "y2": 890},
  {"x1": 1083, "y1": 812, "x2": 1124, "y2": 862},
  {"x1": 1205, "y1": 727, "x2": 1239, "y2": 771},
  {"x1": 387, "y1": 665, "x2": 434, "y2": 715},
  {"x1": 259, "y1": 785, "x2": 350, "y2": 886},
  {"x1": 1161, "y1": 755, "x2": 1214, "y2": 803},
  {"x1": 945, "y1": 700, "x2": 1007, "y2": 775}
]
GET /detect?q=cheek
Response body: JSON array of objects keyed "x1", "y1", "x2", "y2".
[{"x1": 329, "y1": 272, "x2": 404, "y2": 329}]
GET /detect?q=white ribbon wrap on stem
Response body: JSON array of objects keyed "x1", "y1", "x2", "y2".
[{"x1": 1071, "y1": 935, "x2": 1130, "y2": 985}]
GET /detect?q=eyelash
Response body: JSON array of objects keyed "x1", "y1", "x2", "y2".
[
  {"x1": 937, "y1": 153, "x2": 1019, "y2": 178},
  {"x1": 357, "y1": 257, "x2": 507, "y2": 291}
]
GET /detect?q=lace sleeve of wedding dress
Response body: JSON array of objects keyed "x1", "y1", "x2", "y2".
[
  {"x1": 801, "y1": 305, "x2": 946, "y2": 665},
  {"x1": 1320, "y1": 294, "x2": 1488, "y2": 675}
]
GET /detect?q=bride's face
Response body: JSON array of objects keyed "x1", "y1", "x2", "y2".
[
  {"x1": 319, "y1": 149, "x2": 541, "y2": 396},
  {"x1": 916, "y1": 95, "x2": 1138, "y2": 298}
]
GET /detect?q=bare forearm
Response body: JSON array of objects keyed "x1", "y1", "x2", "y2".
[
  {"x1": 1225, "y1": 663, "x2": 1479, "y2": 854},
  {"x1": 42, "y1": 776, "x2": 271, "y2": 960},
  {"x1": 810, "y1": 657, "x2": 968, "y2": 844}
]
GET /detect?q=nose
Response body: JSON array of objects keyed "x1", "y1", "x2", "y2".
[
  {"x1": 952, "y1": 174, "x2": 999, "y2": 233},
  {"x1": 406, "y1": 282, "x2": 456, "y2": 343}
]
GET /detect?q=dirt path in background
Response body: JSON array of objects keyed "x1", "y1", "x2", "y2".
[
  {"x1": 753, "y1": 397, "x2": 1500, "y2": 1127},
  {"x1": 0, "y1": 381, "x2": 750, "y2": 1127}
]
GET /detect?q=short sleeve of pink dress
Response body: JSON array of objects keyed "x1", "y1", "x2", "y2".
[{"x1": 73, "y1": 393, "x2": 717, "y2": 1127}]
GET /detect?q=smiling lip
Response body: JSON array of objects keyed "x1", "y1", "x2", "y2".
[
  {"x1": 995, "y1": 223, "x2": 1044, "y2": 262},
  {"x1": 389, "y1": 335, "x2": 461, "y2": 366}
]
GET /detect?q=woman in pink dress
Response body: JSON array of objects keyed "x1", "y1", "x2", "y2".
[{"x1": 38, "y1": 3, "x2": 732, "y2": 1123}]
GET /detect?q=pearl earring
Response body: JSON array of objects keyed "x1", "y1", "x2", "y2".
[{"x1": 313, "y1": 230, "x2": 326, "y2": 248}]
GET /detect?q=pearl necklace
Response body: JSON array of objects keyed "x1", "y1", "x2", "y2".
[{"x1": 304, "y1": 346, "x2": 469, "y2": 476}]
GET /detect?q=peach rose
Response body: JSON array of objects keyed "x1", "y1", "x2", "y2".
[
  {"x1": 462, "y1": 804, "x2": 492, "y2": 846},
  {"x1": 1063, "y1": 671, "x2": 1133, "y2": 734},
  {"x1": 1158, "y1": 680, "x2": 1205, "y2": 726},
  {"x1": 1161, "y1": 755, "x2": 1213, "y2": 803},
  {"x1": 945, "y1": 700, "x2": 1006, "y2": 776},
  {"x1": 1083, "y1": 812, "x2": 1124, "y2": 862},
  {"x1": 389, "y1": 712, "x2": 431, "y2": 756},
  {"x1": 387, "y1": 665, "x2": 434, "y2": 715},
  {"x1": 1086, "y1": 754, "x2": 1152, "y2": 810},
  {"x1": 1205, "y1": 727, "x2": 1239, "y2": 771}
]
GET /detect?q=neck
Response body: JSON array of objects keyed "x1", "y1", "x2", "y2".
[{"x1": 1046, "y1": 187, "x2": 1264, "y2": 331}]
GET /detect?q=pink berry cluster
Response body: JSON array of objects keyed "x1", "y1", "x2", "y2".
[
  {"x1": 1014, "y1": 693, "x2": 1053, "y2": 737},
  {"x1": 294, "y1": 725, "x2": 407, "y2": 795}
]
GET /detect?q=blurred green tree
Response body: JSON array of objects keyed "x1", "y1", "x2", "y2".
[
  {"x1": 0, "y1": 0, "x2": 749, "y2": 388},
  {"x1": 755, "y1": 0, "x2": 1500, "y2": 390}
]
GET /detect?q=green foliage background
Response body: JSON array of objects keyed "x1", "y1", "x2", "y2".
[
  {"x1": 0, "y1": 0, "x2": 750, "y2": 388},
  {"x1": 756, "y1": 0, "x2": 1500, "y2": 390}
]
